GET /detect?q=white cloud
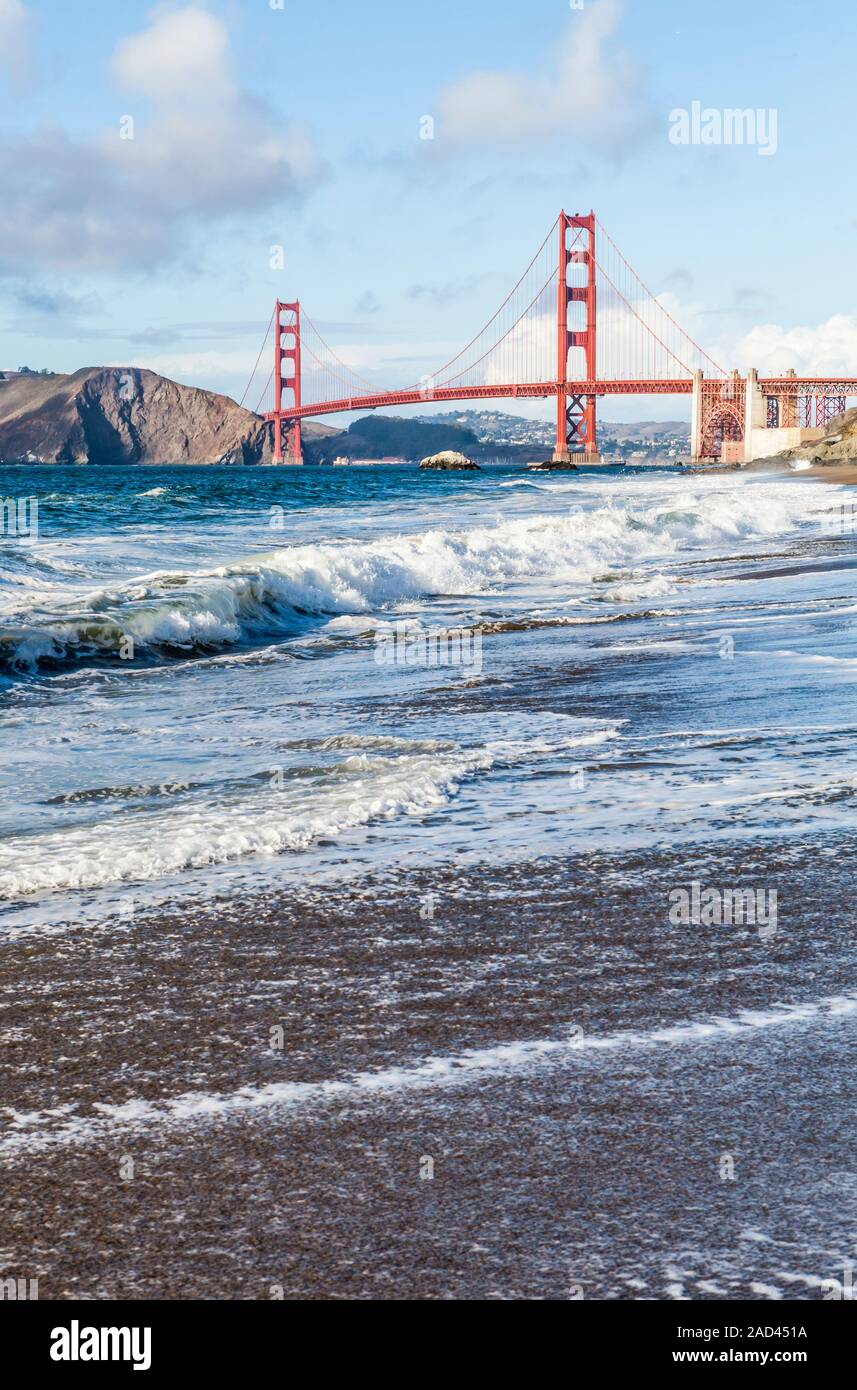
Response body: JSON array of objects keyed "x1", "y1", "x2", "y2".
[
  {"x1": 437, "y1": 0, "x2": 649, "y2": 154},
  {"x1": 477, "y1": 296, "x2": 857, "y2": 384},
  {"x1": 483, "y1": 312, "x2": 554, "y2": 385},
  {"x1": 0, "y1": 0, "x2": 31, "y2": 89},
  {"x1": 112, "y1": 6, "x2": 233, "y2": 104},
  {"x1": 722, "y1": 315, "x2": 857, "y2": 376},
  {"x1": 0, "y1": 5, "x2": 321, "y2": 274},
  {"x1": 106, "y1": 7, "x2": 320, "y2": 212},
  {"x1": 478, "y1": 287, "x2": 722, "y2": 385},
  {"x1": 122, "y1": 349, "x2": 260, "y2": 382}
]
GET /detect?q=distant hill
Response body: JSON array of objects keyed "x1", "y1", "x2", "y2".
[
  {"x1": 600, "y1": 420, "x2": 690, "y2": 444},
  {"x1": 410, "y1": 409, "x2": 690, "y2": 446},
  {"x1": 0, "y1": 367, "x2": 336, "y2": 466},
  {"x1": 305, "y1": 413, "x2": 477, "y2": 464}
]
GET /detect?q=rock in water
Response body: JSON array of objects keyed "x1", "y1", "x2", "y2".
[
  {"x1": 419, "y1": 450, "x2": 479, "y2": 470},
  {"x1": 527, "y1": 460, "x2": 579, "y2": 471},
  {"x1": 0, "y1": 367, "x2": 280, "y2": 465}
]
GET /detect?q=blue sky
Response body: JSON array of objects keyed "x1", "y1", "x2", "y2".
[{"x1": 1, "y1": 0, "x2": 855, "y2": 424}]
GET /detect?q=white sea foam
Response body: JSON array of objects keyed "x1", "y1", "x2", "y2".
[
  {"x1": 0, "y1": 744, "x2": 492, "y2": 897},
  {"x1": 0, "y1": 717, "x2": 619, "y2": 898},
  {"x1": 0, "y1": 474, "x2": 837, "y2": 672},
  {"x1": 755, "y1": 649, "x2": 857, "y2": 670},
  {"x1": 4, "y1": 989, "x2": 856, "y2": 1156}
]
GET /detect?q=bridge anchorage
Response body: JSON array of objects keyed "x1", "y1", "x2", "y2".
[{"x1": 242, "y1": 213, "x2": 857, "y2": 467}]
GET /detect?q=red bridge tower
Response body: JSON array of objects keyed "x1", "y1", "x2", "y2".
[
  {"x1": 554, "y1": 211, "x2": 599, "y2": 463},
  {"x1": 273, "y1": 300, "x2": 303, "y2": 465}
]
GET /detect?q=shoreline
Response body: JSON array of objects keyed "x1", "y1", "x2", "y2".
[
  {"x1": 685, "y1": 458, "x2": 857, "y2": 485},
  {"x1": 802, "y1": 461, "x2": 857, "y2": 484}
]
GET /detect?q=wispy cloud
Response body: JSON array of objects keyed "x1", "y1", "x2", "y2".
[
  {"x1": 733, "y1": 287, "x2": 772, "y2": 310},
  {"x1": 436, "y1": 0, "x2": 651, "y2": 156},
  {"x1": 0, "y1": 0, "x2": 32, "y2": 91},
  {"x1": 9, "y1": 285, "x2": 104, "y2": 317},
  {"x1": 661, "y1": 268, "x2": 694, "y2": 295},
  {"x1": 118, "y1": 349, "x2": 262, "y2": 387},
  {"x1": 354, "y1": 291, "x2": 382, "y2": 316},
  {"x1": 407, "y1": 275, "x2": 486, "y2": 307}
]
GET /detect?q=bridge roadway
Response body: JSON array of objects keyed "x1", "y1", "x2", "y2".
[{"x1": 268, "y1": 378, "x2": 857, "y2": 425}]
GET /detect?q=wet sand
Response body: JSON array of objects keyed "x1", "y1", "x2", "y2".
[
  {"x1": 805, "y1": 462, "x2": 857, "y2": 484},
  {"x1": 691, "y1": 459, "x2": 857, "y2": 485},
  {"x1": 3, "y1": 843, "x2": 856, "y2": 1300}
]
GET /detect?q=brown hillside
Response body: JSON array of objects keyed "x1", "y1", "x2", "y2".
[{"x1": 0, "y1": 367, "x2": 336, "y2": 465}]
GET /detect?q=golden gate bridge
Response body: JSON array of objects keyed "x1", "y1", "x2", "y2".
[{"x1": 240, "y1": 212, "x2": 857, "y2": 466}]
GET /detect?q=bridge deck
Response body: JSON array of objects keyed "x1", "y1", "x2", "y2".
[
  {"x1": 266, "y1": 380, "x2": 695, "y2": 423},
  {"x1": 268, "y1": 378, "x2": 857, "y2": 424}
]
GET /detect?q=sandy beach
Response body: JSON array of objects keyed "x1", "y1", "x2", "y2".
[
  {"x1": 805, "y1": 462, "x2": 857, "y2": 484},
  {"x1": 687, "y1": 459, "x2": 857, "y2": 485},
  {"x1": 3, "y1": 841, "x2": 857, "y2": 1300}
]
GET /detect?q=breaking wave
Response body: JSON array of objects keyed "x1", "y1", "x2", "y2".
[{"x1": 0, "y1": 478, "x2": 830, "y2": 678}]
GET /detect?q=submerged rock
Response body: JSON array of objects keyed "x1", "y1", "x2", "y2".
[
  {"x1": 527, "y1": 459, "x2": 579, "y2": 471},
  {"x1": 419, "y1": 450, "x2": 479, "y2": 471}
]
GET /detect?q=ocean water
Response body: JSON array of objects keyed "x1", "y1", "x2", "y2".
[
  {"x1": 4, "y1": 460, "x2": 857, "y2": 1298},
  {"x1": 0, "y1": 460, "x2": 853, "y2": 929}
]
